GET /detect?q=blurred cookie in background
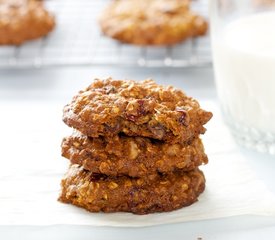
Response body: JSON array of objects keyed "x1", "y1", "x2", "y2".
[
  {"x1": 0, "y1": 0, "x2": 55, "y2": 45},
  {"x1": 99, "y1": 0, "x2": 208, "y2": 46},
  {"x1": 253, "y1": 0, "x2": 275, "y2": 7}
]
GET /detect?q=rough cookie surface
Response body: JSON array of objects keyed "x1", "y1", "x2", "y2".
[
  {"x1": 63, "y1": 78, "x2": 213, "y2": 144},
  {"x1": 59, "y1": 164, "x2": 205, "y2": 214},
  {"x1": 0, "y1": 0, "x2": 55, "y2": 45},
  {"x1": 62, "y1": 131, "x2": 208, "y2": 177},
  {"x1": 99, "y1": 0, "x2": 208, "y2": 45}
]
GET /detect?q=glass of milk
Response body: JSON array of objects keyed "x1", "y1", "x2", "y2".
[{"x1": 210, "y1": 0, "x2": 275, "y2": 154}]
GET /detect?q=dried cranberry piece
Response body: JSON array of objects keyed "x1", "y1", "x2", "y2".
[
  {"x1": 176, "y1": 107, "x2": 189, "y2": 126},
  {"x1": 125, "y1": 99, "x2": 149, "y2": 122},
  {"x1": 148, "y1": 123, "x2": 165, "y2": 139},
  {"x1": 125, "y1": 114, "x2": 138, "y2": 122},
  {"x1": 137, "y1": 99, "x2": 147, "y2": 115}
]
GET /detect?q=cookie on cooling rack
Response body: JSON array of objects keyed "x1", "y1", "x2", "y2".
[
  {"x1": 98, "y1": 0, "x2": 208, "y2": 46},
  {"x1": 61, "y1": 131, "x2": 208, "y2": 177},
  {"x1": 62, "y1": 78, "x2": 213, "y2": 144},
  {"x1": 59, "y1": 164, "x2": 206, "y2": 214},
  {"x1": 0, "y1": 0, "x2": 55, "y2": 45}
]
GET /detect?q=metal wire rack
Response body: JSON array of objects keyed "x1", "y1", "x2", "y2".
[{"x1": 0, "y1": 0, "x2": 211, "y2": 69}]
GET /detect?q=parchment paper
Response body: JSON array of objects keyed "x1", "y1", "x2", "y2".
[{"x1": 1, "y1": 101, "x2": 275, "y2": 227}]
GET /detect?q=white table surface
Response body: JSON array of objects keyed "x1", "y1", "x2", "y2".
[{"x1": 0, "y1": 67, "x2": 275, "y2": 240}]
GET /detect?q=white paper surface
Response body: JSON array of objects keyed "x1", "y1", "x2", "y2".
[{"x1": 1, "y1": 101, "x2": 275, "y2": 227}]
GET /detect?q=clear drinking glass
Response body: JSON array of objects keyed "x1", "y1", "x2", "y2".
[{"x1": 210, "y1": 0, "x2": 275, "y2": 154}]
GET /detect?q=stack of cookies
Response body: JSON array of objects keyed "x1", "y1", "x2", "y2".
[{"x1": 59, "y1": 78, "x2": 212, "y2": 214}]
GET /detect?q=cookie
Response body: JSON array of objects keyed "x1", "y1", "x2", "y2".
[
  {"x1": 59, "y1": 164, "x2": 205, "y2": 214},
  {"x1": 99, "y1": 0, "x2": 208, "y2": 45},
  {"x1": 254, "y1": 0, "x2": 275, "y2": 7},
  {"x1": 63, "y1": 78, "x2": 213, "y2": 144},
  {"x1": 0, "y1": 0, "x2": 55, "y2": 45},
  {"x1": 62, "y1": 131, "x2": 208, "y2": 177}
]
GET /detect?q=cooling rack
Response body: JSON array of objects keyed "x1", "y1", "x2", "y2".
[{"x1": 0, "y1": 0, "x2": 211, "y2": 69}]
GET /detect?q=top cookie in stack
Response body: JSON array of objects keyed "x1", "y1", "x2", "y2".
[
  {"x1": 63, "y1": 78, "x2": 212, "y2": 144},
  {"x1": 59, "y1": 78, "x2": 212, "y2": 214}
]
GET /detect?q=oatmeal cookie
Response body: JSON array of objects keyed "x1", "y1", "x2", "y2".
[
  {"x1": 59, "y1": 164, "x2": 205, "y2": 214},
  {"x1": 62, "y1": 131, "x2": 208, "y2": 177},
  {"x1": 254, "y1": 0, "x2": 275, "y2": 7},
  {"x1": 99, "y1": 0, "x2": 208, "y2": 45},
  {"x1": 0, "y1": 0, "x2": 55, "y2": 45},
  {"x1": 63, "y1": 78, "x2": 213, "y2": 144}
]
